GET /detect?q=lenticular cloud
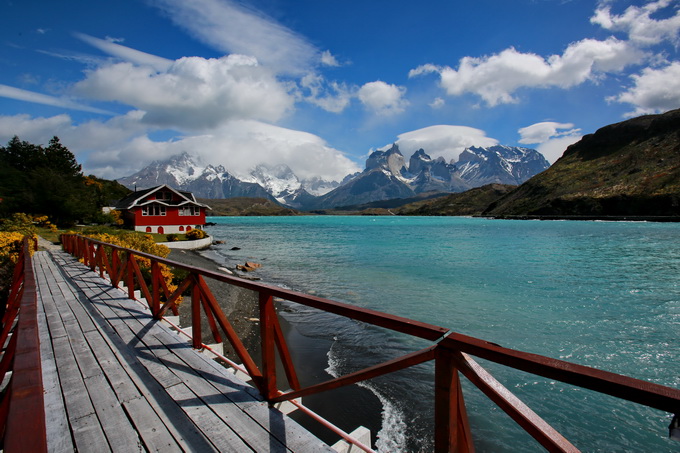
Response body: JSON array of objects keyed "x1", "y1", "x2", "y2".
[{"x1": 394, "y1": 125, "x2": 499, "y2": 163}]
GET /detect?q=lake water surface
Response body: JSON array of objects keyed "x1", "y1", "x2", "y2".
[{"x1": 203, "y1": 216, "x2": 679, "y2": 452}]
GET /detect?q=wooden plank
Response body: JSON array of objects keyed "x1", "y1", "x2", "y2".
[
  {"x1": 122, "y1": 397, "x2": 184, "y2": 453},
  {"x1": 165, "y1": 382, "x2": 249, "y2": 453},
  {"x1": 50, "y1": 330, "x2": 109, "y2": 450},
  {"x1": 92, "y1": 268, "x2": 334, "y2": 452},
  {"x1": 35, "y1": 261, "x2": 74, "y2": 453},
  {"x1": 83, "y1": 373, "x2": 144, "y2": 452},
  {"x1": 49, "y1": 250, "x2": 334, "y2": 453},
  {"x1": 47, "y1": 253, "x2": 215, "y2": 452},
  {"x1": 69, "y1": 413, "x2": 111, "y2": 452},
  {"x1": 75, "y1": 281, "x2": 266, "y2": 450},
  {"x1": 84, "y1": 324, "x2": 215, "y2": 452}
]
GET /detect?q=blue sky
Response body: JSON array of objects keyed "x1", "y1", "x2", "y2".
[{"x1": 1, "y1": 0, "x2": 679, "y2": 181}]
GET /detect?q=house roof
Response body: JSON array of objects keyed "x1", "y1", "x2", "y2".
[{"x1": 114, "y1": 185, "x2": 211, "y2": 210}]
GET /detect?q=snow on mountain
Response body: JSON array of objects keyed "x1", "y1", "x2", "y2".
[
  {"x1": 311, "y1": 144, "x2": 549, "y2": 208},
  {"x1": 117, "y1": 144, "x2": 550, "y2": 210},
  {"x1": 117, "y1": 152, "x2": 341, "y2": 208},
  {"x1": 456, "y1": 145, "x2": 550, "y2": 186},
  {"x1": 300, "y1": 177, "x2": 341, "y2": 196}
]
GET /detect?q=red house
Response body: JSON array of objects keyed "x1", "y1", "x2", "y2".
[{"x1": 114, "y1": 185, "x2": 211, "y2": 234}]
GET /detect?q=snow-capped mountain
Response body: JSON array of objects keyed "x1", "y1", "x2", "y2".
[
  {"x1": 456, "y1": 145, "x2": 550, "y2": 186},
  {"x1": 117, "y1": 152, "x2": 339, "y2": 208},
  {"x1": 241, "y1": 163, "x2": 318, "y2": 208},
  {"x1": 118, "y1": 152, "x2": 274, "y2": 201},
  {"x1": 117, "y1": 144, "x2": 549, "y2": 210},
  {"x1": 310, "y1": 144, "x2": 549, "y2": 209},
  {"x1": 117, "y1": 152, "x2": 205, "y2": 188}
]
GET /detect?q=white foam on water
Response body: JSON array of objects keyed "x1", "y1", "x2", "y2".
[{"x1": 325, "y1": 341, "x2": 408, "y2": 452}]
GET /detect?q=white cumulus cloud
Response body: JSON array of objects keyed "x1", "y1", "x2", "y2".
[
  {"x1": 518, "y1": 122, "x2": 580, "y2": 144},
  {"x1": 393, "y1": 125, "x2": 499, "y2": 163},
  {"x1": 518, "y1": 121, "x2": 582, "y2": 164},
  {"x1": 409, "y1": 37, "x2": 643, "y2": 106},
  {"x1": 321, "y1": 50, "x2": 341, "y2": 67},
  {"x1": 591, "y1": 0, "x2": 680, "y2": 46},
  {"x1": 358, "y1": 81, "x2": 409, "y2": 115},
  {"x1": 300, "y1": 74, "x2": 354, "y2": 113},
  {"x1": 609, "y1": 62, "x2": 680, "y2": 116},
  {"x1": 73, "y1": 55, "x2": 295, "y2": 129},
  {"x1": 0, "y1": 113, "x2": 73, "y2": 145}
]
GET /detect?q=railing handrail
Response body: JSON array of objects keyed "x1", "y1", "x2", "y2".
[
  {"x1": 61, "y1": 234, "x2": 680, "y2": 452},
  {"x1": 0, "y1": 237, "x2": 47, "y2": 452}
]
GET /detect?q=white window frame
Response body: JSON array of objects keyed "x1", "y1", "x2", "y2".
[{"x1": 142, "y1": 205, "x2": 166, "y2": 216}]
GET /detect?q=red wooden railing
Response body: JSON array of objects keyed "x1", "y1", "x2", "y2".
[
  {"x1": 61, "y1": 234, "x2": 680, "y2": 452},
  {"x1": 0, "y1": 237, "x2": 46, "y2": 452}
]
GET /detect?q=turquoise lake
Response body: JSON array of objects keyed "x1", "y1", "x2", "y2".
[{"x1": 202, "y1": 216, "x2": 679, "y2": 452}]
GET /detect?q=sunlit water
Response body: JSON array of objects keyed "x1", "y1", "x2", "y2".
[{"x1": 202, "y1": 216, "x2": 679, "y2": 452}]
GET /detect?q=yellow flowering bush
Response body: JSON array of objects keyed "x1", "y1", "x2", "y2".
[
  {"x1": 0, "y1": 231, "x2": 36, "y2": 306},
  {"x1": 33, "y1": 216, "x2": 59, "y2": 232},
  {"x1": 109, "y1": 210, "x2": 124, "y2": 226},
  {"x1": 0, "y1": 232, "x2": 28, "y2": 263},
  {"x1": 186, "y1": 228, "x2": 206, "y2": 240}
]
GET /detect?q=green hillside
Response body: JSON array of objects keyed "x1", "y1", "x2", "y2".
[
  {"x1": 397, "y1": 184, "x2": 515, "y2": 216},
  {"x1": 484, "y1": 108, "x2": 680, "y2": 219},
  {"x1": 199, "y1": 197, "x2": 300, "y2": 216}
]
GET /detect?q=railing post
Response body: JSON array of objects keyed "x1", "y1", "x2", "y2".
[
  {"x1": 434, "y1": 347, "x2": 474, "y2": 453},
  {"x1": 151, "y1": 261, "x2": 161, "y2": 318},
  {"x1": 126, "y1": 253, "x2": 135, "y2": 300},
  {"x1": 111, "y1": 248, "x2": 120, "y2": 288},
  {"x1": 260, "y1": 292, "x2": 278, "y2": 400},
  {"x1": 191, "y1": 275, "x2": 202, "y2": 350}
]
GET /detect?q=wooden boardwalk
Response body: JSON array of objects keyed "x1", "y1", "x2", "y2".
[{"x1": 33, "y1": 248, "x2": 334, "y2": 452}]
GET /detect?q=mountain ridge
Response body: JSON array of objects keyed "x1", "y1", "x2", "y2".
[
  {"x1": 484, "y1": 108, "x2": 680, "y2": 218},
  {"x1": 117, "y1": 143, "x2": 550, "y2": 209}
]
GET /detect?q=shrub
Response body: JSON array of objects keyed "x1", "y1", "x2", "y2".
[
  {"x1": 166, "y1": 233, "x2": 180, "y2": 242},
  {"x1": 0, "y1": 232, "x2": 35, "y2": 307},
  {"x1": 186, "y1": 229, "x2": 206, "y2": 240},
  {"x1": 0, "y1": 213, "x2": 37, "y2": 236}
]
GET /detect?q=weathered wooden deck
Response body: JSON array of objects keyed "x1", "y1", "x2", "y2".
[{"x1": 33, "y1": 248, "x2": 334, "y2": 452}]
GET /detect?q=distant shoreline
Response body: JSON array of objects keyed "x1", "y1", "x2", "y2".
[{"x1": 484, "y1": 214, "x2": 680, "y2": 222}]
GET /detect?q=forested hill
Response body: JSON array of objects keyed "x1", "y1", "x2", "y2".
[
  {"x1": 0, "y1": 136, "x2": 130, "y2": 225},
  {"x1": 483, "y1": 108, "x2": 680, "y2": 218}
]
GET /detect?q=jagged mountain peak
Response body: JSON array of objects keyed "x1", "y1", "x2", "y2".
[{"x1": 117, "y1": 142, "x2": 550, "y2": 210}]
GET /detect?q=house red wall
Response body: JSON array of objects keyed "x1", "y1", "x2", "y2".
[
  {"x1": 131, "y1": 206, "x2": 207, "y2": 233},
  {"x1": 121, "y1": 189, "x2": 209, "y2": 234}
]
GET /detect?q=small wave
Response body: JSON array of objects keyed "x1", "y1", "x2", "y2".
[{"x1": 326, "y1": 342, "x2": 408, "y2": 452}]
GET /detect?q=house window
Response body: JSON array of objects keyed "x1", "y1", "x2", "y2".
[
  {"x1": 179, "y1": 226, "x2": 184, "y2": 232},
  {"x1": 179, "y1": 206, "x2": 200, "y2": 216},
  {"x1": 142, "y1": 205, "x2": 166, "y2": 216},
  {"x1": 158, "y1": 226, "x2": 164, "y2": 234},
  {"x1": 156, "y1": 191, "x2": 171, "y2": 201},
  {"x1": 146, "y1": 227, "x2": 152, "y2": 233}
]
